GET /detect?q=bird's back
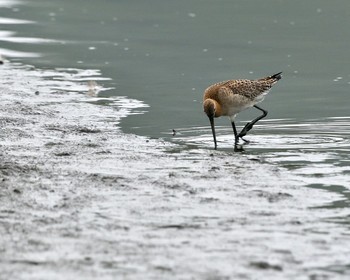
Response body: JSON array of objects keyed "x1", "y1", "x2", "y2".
[
  {"x1": 204, "y1": 72, "x2": 282, "y2": 102},
  {"x1": 203, "y1": 72, "x2": 282, "y2": 117}
]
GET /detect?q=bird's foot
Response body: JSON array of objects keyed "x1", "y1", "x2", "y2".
[
  {"x1": 234, "y1": 144, "x2": 245, "y2": 152},
  {"x1": 234, "y1": 138, "x2": 245, "y2": 151},
  {"x1": 235, "y1": 136, "x2": 250, "y2": 145}
]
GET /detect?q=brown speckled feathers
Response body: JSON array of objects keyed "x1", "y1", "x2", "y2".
[
  {"x1": 204, "y1": 72, "x2": 282, "y2": 101},
  {"x1": 202, "y1": 72, "x2": 282, "y2": 149}
]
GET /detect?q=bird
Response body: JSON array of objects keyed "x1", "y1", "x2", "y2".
[{"x1": 203, "y1": 72, "x2": 282, "y2": 150}]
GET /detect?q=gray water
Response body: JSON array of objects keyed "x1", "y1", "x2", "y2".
[
  {"x1": 1, "y1": 0, "x2": 350, "y2": 278},
  {"x1": 3, "y1": 0, "x2": 350, "y2": 134}
]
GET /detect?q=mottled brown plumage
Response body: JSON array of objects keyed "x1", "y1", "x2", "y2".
[{"x1": 203, "y1": 72, "x2": 282, "y2": 150}]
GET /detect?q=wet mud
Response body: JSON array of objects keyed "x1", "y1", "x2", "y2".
[{"x1": 1, "y1": 63, "x2": 350, "y2": 280}]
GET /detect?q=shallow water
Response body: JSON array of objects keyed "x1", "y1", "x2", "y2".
[
  {"x1": 174, "y1": 117, "x2": 350, "y2": 201},
  {"x1": 1, "y1": 0, "x2": 350, "y2": 279}
]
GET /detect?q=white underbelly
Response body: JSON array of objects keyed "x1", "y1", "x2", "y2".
[
  {"x1": 254, "y1": 90, "x2": 269, "y2": 103},
  {"x1": 225, "y1": 90, "x2": 269, "y2": 118},
  {"x1": 227, "y1": 101, "x2": 256, "y2": 116}
]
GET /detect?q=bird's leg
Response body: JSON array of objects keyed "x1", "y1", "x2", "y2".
[
  {"x1": 209, "y1": 115, "x2": 217, "y2": 150},
  {"x1": 238, "y1": 105, "x2": 268, "y2": 140},
  {"x1": 231, "y1": 121, "x2": 238, "y2": 143},
  {"x1": 231, "y1": 121, "x2": 244, "y2": 151}
]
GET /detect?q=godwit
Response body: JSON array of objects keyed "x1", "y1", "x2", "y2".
[{"x1": 203, "y1": 72, "x2": 282, "y2": 150}]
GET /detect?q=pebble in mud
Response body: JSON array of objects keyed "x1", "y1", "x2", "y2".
[
  {"x1": 250, "y1": 261, "x2": 283, "y2": 271},
  {"x1": 252, "y1": 190, "x2": 293, "y2": 203}
]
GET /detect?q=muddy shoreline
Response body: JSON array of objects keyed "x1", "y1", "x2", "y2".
[{"x1": 1, "y1": 63, "x2": 349, "y2": 279}]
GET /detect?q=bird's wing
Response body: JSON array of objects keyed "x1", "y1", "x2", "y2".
[{"x1": 221, "y1": 79, "x2": 272, "y2": 100}]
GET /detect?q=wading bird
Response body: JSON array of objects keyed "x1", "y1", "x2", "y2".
[{"x1": 203, "y1": 72, "x2": 282, "y2": 150}]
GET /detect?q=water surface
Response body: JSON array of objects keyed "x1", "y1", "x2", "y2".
[{"x1": 2, "y1": 0, "x2": 350, "y2": 136}]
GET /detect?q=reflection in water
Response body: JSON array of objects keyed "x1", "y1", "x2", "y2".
[
  {"x1": 0, "y1": 36, "x2": 59, "y2": 44},
  {"x1": 0, "y1": 0, "x2": 21, "y2": 8},
  {"x1": 0, "y1": 15, "x2": 45, "y2": 57},
  {"x1": 0, "y1": 47, "x2": 40, "y2": 58},
  {"x1": 0, "y1": 16, "x2": 34, "y2": 24},
  {"x1": 172, "y1": 117, "x2": 350, "y2": 199}
]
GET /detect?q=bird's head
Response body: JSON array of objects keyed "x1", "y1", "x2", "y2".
[{"x1": 203, "y1": 98, "x2": 222, "y2": 118}]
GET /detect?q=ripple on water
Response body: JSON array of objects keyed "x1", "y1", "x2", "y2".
[{"x1": 171, "y1": 118, "x2": 350, "y2": 192}]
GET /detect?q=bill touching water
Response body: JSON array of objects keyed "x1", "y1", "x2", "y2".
[
  {"x1": 202, "y1": 72, "x2": 283, "y2": 150},
  {"x1": 1, "y1": 0, "x2": 350, "y2": 279}
]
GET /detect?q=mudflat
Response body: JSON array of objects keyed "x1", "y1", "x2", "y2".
[{"x1": 1, "y1": 63, "x2": 348, "y2": 280}]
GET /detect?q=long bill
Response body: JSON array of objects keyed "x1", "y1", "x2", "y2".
[{"x1": 209, "y1": 116, "x2": 217, "y2": 150}]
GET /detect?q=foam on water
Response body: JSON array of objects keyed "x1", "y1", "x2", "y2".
[{"x1": 1, "y1": 62, "x2": 149, "y2": 124}]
